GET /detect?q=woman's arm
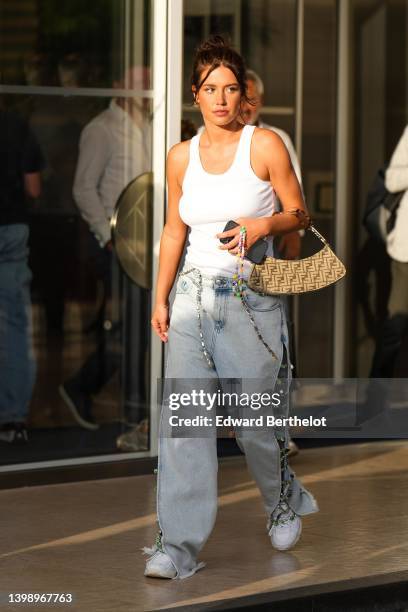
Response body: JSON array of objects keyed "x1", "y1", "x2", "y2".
[
  {"x1": 254, "y1": 128, "x2": 309, "y2": 237},
  {"x1": 73, "y1": 123, "x2": 112, "y2": 247},
  {"x1": 151, "y1": 142, "x2": 189, "y2": 342},
  {"x1": 218, "y1": 128, "x2": 309, "y2": 253}
]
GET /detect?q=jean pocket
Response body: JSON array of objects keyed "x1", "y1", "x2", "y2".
[{"x1": 242, "y1": 287, "x2": 281, "y2": 312}]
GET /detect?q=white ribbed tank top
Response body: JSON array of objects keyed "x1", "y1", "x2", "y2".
[{"x1": 179, "y1": 124, "x2": 278, "y2": 278}]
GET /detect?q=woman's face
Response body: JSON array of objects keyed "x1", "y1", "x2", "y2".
[{"x1": 193, "y1": 64, "x2": 242, "y2": 126}]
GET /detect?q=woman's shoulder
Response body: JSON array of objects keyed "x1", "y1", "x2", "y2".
[
  {"x1": 252, "y1": 125, "x2": 285, "y2": 147},
  {"x1": 167, "y1": 139, "x2": 192, "y2": 169},
  {"x1": 252, "y1": 126, "x2": 290, "y2": 162},
  {"x1": 167, "y1": 139, "x2": 194, "y2": 185}
]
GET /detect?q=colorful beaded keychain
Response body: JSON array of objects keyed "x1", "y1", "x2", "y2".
[
  {"x1": 232, "y1": 225, "x2": 246, "y2": 298},
  {"x1": 231, "y1": 225, "x2": 279, "y2": 360}
]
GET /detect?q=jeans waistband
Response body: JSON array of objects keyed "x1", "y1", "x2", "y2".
[{"x1": 179, "y1": 266, "x2": 246, "y2": 289}]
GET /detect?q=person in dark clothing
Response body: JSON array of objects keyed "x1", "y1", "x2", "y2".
[{"x1": 0, "y1": 109, "x2": 44, "y2": 443}]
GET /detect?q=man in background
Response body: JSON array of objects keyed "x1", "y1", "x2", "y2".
[
  {"x1": 59, "y1": 66, "x2": 151, "y2": 450},
  {"x1": 370, "y1": 124, "x2": 408, "y2": 378},
  {"x1": 0, "y1": 108, "x2": 44, "y2": 443}
]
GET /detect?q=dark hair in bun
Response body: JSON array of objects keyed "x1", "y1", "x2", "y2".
[{"x1": 191, "y1": 35, "x2": 250, "y2": 103}]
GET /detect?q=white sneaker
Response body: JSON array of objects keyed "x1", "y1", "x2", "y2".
[
  {"x1": 144, "y1": 551, "x2": 177, "y2": 579},
  {"x1": 269, "y1": 504, "x2": 302, "y2": 551}
]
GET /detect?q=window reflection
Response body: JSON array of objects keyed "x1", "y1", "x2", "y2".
[{"x1": 0, "y1": 0, "x2": 153, "y2": 464}]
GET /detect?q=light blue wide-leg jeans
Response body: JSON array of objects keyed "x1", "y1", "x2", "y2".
[{"x1": 153, "y1": 268, "x2": 318, "y2": 579}]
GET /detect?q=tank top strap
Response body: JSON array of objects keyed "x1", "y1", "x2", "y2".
[{"x1": 233, "y1": 124, "x2": 256, "y2": 171}]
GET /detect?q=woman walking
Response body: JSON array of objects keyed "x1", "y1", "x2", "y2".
[{"x1": 144, "y1": 36, "x2": 318, "y2": 580}]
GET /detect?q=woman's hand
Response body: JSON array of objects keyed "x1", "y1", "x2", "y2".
[
  {"x1": 216, "y1": 217, "x2": 269, "y2": 255},
  {"x1": 151, "y1": 303, "x2": 170, "y2": 342}
]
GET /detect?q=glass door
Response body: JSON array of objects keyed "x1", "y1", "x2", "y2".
[
  {"x1": 0, "y1": 0, "x2": 159, "y2": 467},
  {"x1": 350, "y1": 0, "x2": 408, "y2": 377}
]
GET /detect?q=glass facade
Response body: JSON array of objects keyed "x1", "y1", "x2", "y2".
[
  {"x1": 183, "y1": 0, "x2": 297, "y2": 140},
  {"x1": 1, "y1": 0, "x2": 408, "y2": 474},
  {"x1": 297, "y1": 0, "x2": 337, "y2": 377},
  {"x1": 351, "y1": 0, "x2": 408, "y2": 377},
  {"x1": 0, "y1": 0, "x2": 154, "y2": 466}
]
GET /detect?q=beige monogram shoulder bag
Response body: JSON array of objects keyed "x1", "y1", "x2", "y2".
[{"x1": 247, "y1": 212, "x2": 346, "y2": 295}]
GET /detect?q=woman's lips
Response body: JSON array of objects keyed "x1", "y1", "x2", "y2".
[{"x1": 213, "y1": 110, "x2": 229, "y2": 116}]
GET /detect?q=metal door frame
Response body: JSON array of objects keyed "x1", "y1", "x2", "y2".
[{"x1": 149, "y1": 0, "x2": 183, "y2": 456}]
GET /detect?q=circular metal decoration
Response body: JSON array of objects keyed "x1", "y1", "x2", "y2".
[{"x1": 110, "y1": 172, "x2": 153, "y2": 289}]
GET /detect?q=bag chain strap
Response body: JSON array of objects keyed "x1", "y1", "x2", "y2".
[
  {"x1": 308, "y1": 224, "x2": 328, "y2": 246},
  {"x1": 179, "y1": 267, "x2": 215, "y2": 370},
  {"x1": 271, "y1": 208, "x2": 329, "y2": 248}
]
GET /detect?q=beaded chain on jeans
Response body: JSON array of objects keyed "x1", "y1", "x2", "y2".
[
  {"x1": 178, "y1": 226, "x2": 283, "y2": 367},
  {"x1": 271, "y1": 435, "x2": 297, "y2": 527},
  {"x1": 179, "y1": 265, "x2": 280, "y2": 367}
]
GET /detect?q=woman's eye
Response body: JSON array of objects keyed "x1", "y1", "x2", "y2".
[{"x1": 204, "y1": 87, "x2": 214, "y2": 93}]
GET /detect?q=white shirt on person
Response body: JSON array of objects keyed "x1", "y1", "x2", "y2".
[
  {"x1": 73, "y1": 99, "x2": 151, "y2": 246},
  {"x1": 385, "y1": 124, "x2": 408, "y2": 263}
]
